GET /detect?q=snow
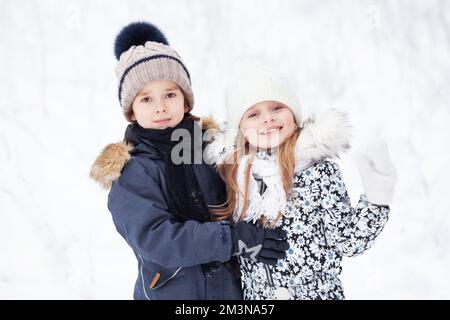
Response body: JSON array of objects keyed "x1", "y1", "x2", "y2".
[{"x1": 0, "y1": 0, "x2": 449, "y2": 299}]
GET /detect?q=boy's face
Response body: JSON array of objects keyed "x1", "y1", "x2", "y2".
[
  {"x1": 239, "y1": 100, "x2": 297, "y2": 150},
  {"x1": 131, "y1": 80, "x2": 188, "y2": 129}
]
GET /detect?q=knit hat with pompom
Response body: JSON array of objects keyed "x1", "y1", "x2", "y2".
[{"x1": 114, "y1": 21, "x2": 194, "y2": 122}]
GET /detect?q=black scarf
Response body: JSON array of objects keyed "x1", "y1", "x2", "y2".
[{"x1": 124, "y1": 115, "x2": 210, "y2": 223}]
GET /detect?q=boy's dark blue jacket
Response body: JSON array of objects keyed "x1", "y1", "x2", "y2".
[{"x1": 90, "y1": 119, "x2": 242, "y2": 300}]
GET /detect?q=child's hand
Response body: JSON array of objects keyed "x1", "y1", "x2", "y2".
[
  {"x1": 230, "y1": 221, "x2": 289, "y2": 266},
  {"x1": 355, "y1": 138, "x2": 397, "y2": 206}
]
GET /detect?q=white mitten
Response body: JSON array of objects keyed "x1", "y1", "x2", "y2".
[{"x1": 355, "y1": 138, "x2": 397, "y2": 206}]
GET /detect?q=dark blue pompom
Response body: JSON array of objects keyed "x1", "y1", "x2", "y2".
[{"x1": 114, "y1": 21, "x2": 169, "y2": 60}]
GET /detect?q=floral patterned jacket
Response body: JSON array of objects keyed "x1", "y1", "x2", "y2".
[
  {"x1": 205, "y1": 108, "x2": 391, "y2": 300},
  {"x1": 239, "y1": 159, "x2": 389, "y2": 300}
]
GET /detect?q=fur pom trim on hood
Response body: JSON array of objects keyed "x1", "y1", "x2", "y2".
[
  {"x1": 296, "y1": 108, "x2": 352, "y2": 162},
  {"x1": 89, "y1": 116, "x2": 221, "y2": 189},
  {"x1": 89, "y1": 142, "x2": 134, "y2": 190},
  {"x1": 203, "y1": 108, "x2": 352, "y2": 168}
]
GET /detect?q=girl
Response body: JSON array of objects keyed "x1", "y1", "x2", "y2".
[
  {"x1": 89, "y1": 23, "x2": 289, "y2": 300},
  {"x1": 205, "y1": 62, "x2": 397, "y2": 300}
]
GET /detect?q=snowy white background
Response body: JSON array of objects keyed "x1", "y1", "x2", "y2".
[{"x1": 1, "y1": 0, "x2": 449, "y2": 299}]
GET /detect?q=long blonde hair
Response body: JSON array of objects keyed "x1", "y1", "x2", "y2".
[{"x1": 211, "y1": 126, "x2": 301, "y2": 227}]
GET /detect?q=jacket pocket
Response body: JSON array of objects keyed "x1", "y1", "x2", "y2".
[
  {"x1": 138, "y1": 254, "x2": 183, "y2": 295},
  {"x1": 149, "y1": 266, "x2": 183, "y2": 290}
]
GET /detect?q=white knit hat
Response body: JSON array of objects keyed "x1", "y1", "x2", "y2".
[{"x1": 225, "y1": 61, "x2": 302, "y2": 134}]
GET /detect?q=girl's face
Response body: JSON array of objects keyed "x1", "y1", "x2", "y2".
[
  {"x1": 239, "y1": 101, "x2": 297, "y2": 150},
  {"x1": 131, "y1": 80, "x2": 188, "y2": 129}
]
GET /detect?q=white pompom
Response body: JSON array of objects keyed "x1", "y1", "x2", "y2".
[{"x1": 274, "y1": 287, "x2": 292, "y2": 300}]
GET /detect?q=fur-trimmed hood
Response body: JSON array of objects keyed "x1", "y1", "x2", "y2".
[
  {"x1": 89, "y1": 117, "x2": 220, "y2": 189},
  {"x1": 204, "y1": 108, "x2": 352, "y2": 168}
]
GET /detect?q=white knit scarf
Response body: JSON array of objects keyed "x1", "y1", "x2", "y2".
[
  {"x1": 234, "y1": 151, "x2": 286, "y2": 224},
  {"x1": 233, "y1": 150, "x2": 314, "y2": 224}
]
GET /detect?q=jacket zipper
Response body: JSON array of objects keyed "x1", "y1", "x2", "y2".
[
  {"x1": 152, "y1": 267, "x2": 183, "y2": 290},
  {"x1": 138, "y1": 253, "x2": 150, "y2": 300},
  {"x1": 138, "y1": 253, "x2": 183, "y2": 294},
  {"x1": 264, "y1": 264, "x2": 275, "y2": 287}
]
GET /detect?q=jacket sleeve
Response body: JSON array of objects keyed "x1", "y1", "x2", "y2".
[
  {"x1": 320, "y1": 161, "x2": 390, "y2": 257},
  {"x1": 107, "y1": 158, "x2": 233, "y2": 268}
]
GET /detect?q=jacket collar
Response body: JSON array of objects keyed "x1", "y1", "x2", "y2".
[{"x1": 89, "y1": 117, "x2": 220, "y2": 189}]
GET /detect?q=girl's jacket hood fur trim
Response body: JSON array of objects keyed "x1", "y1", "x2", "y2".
[{"x1": 90, "y1": 109, "x2": 352, "y2": 189}]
